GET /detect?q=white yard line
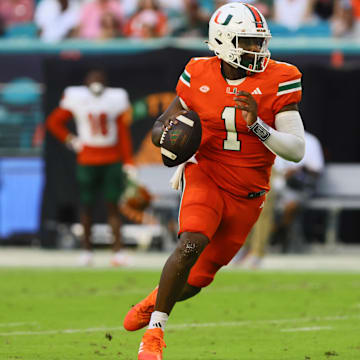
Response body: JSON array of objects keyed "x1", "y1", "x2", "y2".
[
  {"x1": 0, "y1": 315, "x2": 358, "y2": 337},
  {"x1": 168, "y1": 315, "x2": 353, "y2": 329},
  {"x1": 281, "y1": 326, "x2": 333, "y2": 332},
  {"x1": 0, "y1": 326, "x2": 123, "y2": 337},
  {"x1": 0, "y1": 322, "x2": 37, "y2": 328}
]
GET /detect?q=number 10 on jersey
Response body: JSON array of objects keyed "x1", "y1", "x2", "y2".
[
  {"x1": 88, "y1": 113, "x2": 108, "y2": 135},
  {"x1": 222, "y1": 107, "x2": 241, "y2": 151}
]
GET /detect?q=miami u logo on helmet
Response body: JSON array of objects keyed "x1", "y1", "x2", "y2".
[{"x1": 214, "y1": 11, "x2": 233, "y2": 26}]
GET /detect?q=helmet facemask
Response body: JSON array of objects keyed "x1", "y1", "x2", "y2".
[{"x1": 228, "y1": 35, "x2": 271, "y2": 73}]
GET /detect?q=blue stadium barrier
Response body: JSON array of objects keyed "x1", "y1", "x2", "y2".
[{"x1": 0, "y1": 158, "x2": 44, "y2": 238}]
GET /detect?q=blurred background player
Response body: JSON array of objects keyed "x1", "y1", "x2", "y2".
[
  {"x1": 231, "y1": 171, "x2": 279, "y2": 269},
  {"x1": 46, "y1": 69, "x2": 135, "y2": 266},
  {"x1": 123, "y1": 3, "x2": 306, "y2": 359},
  {"x1": 272, "y1": 130, "x2": 325, "y2": 253},
  {"x1": 233, "y1": 130, "x2": 324, "y2": 267}
]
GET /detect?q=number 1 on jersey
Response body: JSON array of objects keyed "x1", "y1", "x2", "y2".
[{"x1": 222, "y1": 107, "x2": 241, "y2": 151}]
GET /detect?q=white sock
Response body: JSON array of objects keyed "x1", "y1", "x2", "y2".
[{"x1": 148, "y1": 311, "x2": 168, "y2": 331}]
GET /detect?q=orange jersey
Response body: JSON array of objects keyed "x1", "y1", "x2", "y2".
[{"x1": 176, "y1": 56, "x2": 302, "y2": 197}]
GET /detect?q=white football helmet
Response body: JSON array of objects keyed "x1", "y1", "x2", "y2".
[{"x1": 207, "y1": 2, "x2": 271, "y2": 73}]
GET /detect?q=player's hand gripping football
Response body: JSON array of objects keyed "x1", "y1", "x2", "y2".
[
  {"x1": 162, "y1": 110, "x2": 187, "y2": 132},
  {"x1": 152, "y1": 106, "x2": 188, "y2": 147},
  {"x1": 234, "y1": 91, "x2": 258, "y2": 127}
]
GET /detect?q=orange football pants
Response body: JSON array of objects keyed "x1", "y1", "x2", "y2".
[{"x1": 179, "y1": 163, "x2": 265, "y2": 288}]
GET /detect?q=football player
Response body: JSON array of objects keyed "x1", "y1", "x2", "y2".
[
  {"x1": 46, "y1": 69, "x2": 135, "y2": 266},
  {"x1": 123, "y1": 2, "x2": 305, "y2": 359}
]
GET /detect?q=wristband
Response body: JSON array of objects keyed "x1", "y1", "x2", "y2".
[{"x1": 248, "y1": 118, "x2": 272, "y2": 142}]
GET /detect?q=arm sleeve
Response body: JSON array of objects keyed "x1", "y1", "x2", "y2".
[
  {"x1": 46, "y1": 107, "x2": 73, "y2": 142},
  {"x1": 116, "y1": 114, "x2": 134, "y2": 165},
  {"x1": 262, "y1": 110, "x2": 305, "y2": 162}
]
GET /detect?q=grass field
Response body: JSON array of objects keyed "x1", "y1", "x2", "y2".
[{"x1": 0, "y1": 268, "x2": 360, "y2": 360}]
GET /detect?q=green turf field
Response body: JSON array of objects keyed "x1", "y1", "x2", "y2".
[{"x1": 0, "y1": 268, "x2": 359, "y2": 360}]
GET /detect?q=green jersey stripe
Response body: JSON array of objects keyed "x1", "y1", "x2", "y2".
[
  {"x1": 180, "y1": 75, "x2": 190, "y2": 88},
  {"x1": 278, "y1": 78, "x2": 301, "y2": 87},
  {"x1": 277, "y1": 87, "x2": 302, "y2": 96},
  {"x1": 180, "y1": 70, "x2": 190, "y2": 87},
  {"x1": 181, "y1": 71, "x2": 190, "y2": 83},
  {"x1": 278, "y1": 81, "x2": 301, "y2": 94}
]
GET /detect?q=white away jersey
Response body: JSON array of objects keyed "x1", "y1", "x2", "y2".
[{"x1": 60, "y1": 86, "x2": 130, "y2": 147}]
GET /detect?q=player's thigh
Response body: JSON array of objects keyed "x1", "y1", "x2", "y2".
[
  {"x1": 76, "y1": 164, "x2": 100, "y2": 205},
  {"x1": 188, "y1": 194, "x2": 265, "y2": 288},
  {"x1": 103, "y1": 162, "x2": 126, "y2": 203},
  {"x1": 179, "y1": 163, "x2": 224, "y2": 240}
]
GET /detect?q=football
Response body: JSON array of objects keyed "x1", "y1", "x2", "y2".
[{"x1": 160, "y1": 110, "x2": 202, "y2": 167}]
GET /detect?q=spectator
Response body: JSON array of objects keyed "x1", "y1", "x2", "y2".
[
  {"x1": 272, "y1": 131, "x2": 325, "y2": 253},
  {"x1": 123, "y1": 0, "x2": 168, "y2": 39},
  {"x1": 273, "y1": 0, "x2": 314, "y2": 30},
  {"x1": 0, "y1": 16, "x2": 5, "y2": 36},
  {"x1": 313, "y1": 0, "x2": 335, "y2": 21},
  {"x1": 215, "y1": 0, "x2": 272, "y2": 19},
  {"x1": 252, "y1": 0, "x2": 273, "y2": 18},
  {"x1": 34, "y1": 0, "x2": 80, "y2": 42},
  {"x1": 46, "y1": 69, "x2": 135, "y2": 266},
  {"x1": 331, "y1": 0, "x2": 353, "y2": 37},
  {"x1": 157, "y1": 0, "x2": 186, "y2": 35},
  {"x1": 178, "y1": 0, "x2": 210, "y2": 37},
  {"x1": 0, "y1": 0, "x2": 34, "y2": 28},
  {"x1": 76, "y1": 0, "x2": 124, "y2": 40},
  {"x1": 158, "y1": 0, "x2": 184, "y2": 14},
  {"x1": 99, "y1": 11, "x2": 121, "y2": 39},
  {"x1": 351, "y1": 0, "x2": 360, "y2": 36},
  {"x1": 312, "y1": 0, "x2": 353, "y2": 37},
  {"x1": 121, "y1": 0, "x2": 139, "y2": 18}
]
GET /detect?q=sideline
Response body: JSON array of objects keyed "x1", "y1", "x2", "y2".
[
  {"x1": 1, "y1": 315, "x2": 359, "y2": 337},
  {"x1": 1, "y1": 247, "x2": 360, "y2": 271}
]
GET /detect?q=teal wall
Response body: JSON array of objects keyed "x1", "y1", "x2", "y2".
[{"x1": 0, "y1": 37, "x2": 360, "y2": 55}]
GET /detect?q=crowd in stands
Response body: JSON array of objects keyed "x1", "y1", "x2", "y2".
[{"x1": 0, "y1": 0, "x2": 359, "y2": 41}]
